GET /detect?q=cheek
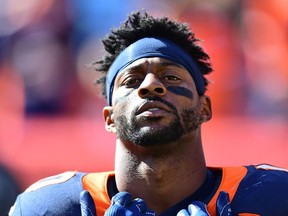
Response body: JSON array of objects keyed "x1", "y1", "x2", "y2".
[
  {"x1": 112, "y1": 89, "x2": 138, "y2": 120},
  {"x1": 112, "y1": 88, "x2": 134, "y2": 106}
]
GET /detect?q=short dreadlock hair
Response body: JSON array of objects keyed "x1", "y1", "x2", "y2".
[{"x1": 94, "y1": 10, "x2": 213, "y2": 100}]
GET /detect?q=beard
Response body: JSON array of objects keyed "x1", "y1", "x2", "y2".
[{"x1": 114, "y1": 101, "x2": 202, "y2": 147}]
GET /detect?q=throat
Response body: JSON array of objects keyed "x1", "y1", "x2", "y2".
[
  {"x1": 116, "y1": 158, "x2": 207, "y2": 214},
  {"x1": 114, "y1": 137, "x2": 208, "y2": 214}
]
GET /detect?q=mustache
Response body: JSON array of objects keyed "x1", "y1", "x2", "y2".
[{"x1": 136, "y1": 96, "x2": 178, "y2": 114}]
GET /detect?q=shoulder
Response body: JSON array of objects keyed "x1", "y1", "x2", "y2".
[
  {"x1": 9, "y1": 171, "x2": 87, "y2": 216},
  {"x1": 233, "y1": 164, "x2": 288, "y2": 215},
  {"x1": 241, "y1": 164, "x2": 288, "y2": 190}
]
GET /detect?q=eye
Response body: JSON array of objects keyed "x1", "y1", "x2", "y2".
[
  {"x1": 164, "y1": 74, "x2": 181, "y2": 81},
  {"x1": 121, "y1": 77, "x2": 141, "y2": 87}
]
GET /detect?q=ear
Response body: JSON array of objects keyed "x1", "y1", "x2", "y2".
[
  {"x1": 103, "y1": 106, "x2": 117, "y2": 133},
  {"x1": 199, "y1": 95, "x2": 212, "y2": 122}
]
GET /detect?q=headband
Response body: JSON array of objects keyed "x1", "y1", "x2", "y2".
[{"x1": 106, "y1": 37, "x2": 205, "y2": 105}]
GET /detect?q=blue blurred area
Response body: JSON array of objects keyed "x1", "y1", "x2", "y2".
[
  {"x1": 0, "y1": 165, "x2": 21, "y2": 215},
  {"x1": 0, "y1": 0, "x2": 140, "y2": 115},
  {"x1": 67, "y1": 0, "x2": 135, "y2": 52}
]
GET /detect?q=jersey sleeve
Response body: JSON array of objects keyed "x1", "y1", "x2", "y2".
[
  {"x1": 9, "y1": 171, "x2": 86, "y2": 216},
  {"x1": 232, "y1": 164, "x2": 288, "y2": 216}
]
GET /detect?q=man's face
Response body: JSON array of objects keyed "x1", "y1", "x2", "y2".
[{"x1": 104, "y1": 57, "x2": 211, "y2": 147}]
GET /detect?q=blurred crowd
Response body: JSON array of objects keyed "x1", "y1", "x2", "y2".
[
  {"x1": 0, "y1": 0, "x2": 287, "y2": 118},
  {"x1": 0, "y1": 0, "x2": 288, "y2": 214}
]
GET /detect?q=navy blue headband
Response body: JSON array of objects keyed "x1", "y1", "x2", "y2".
[{"x1": 106, "y1": 37, "x2": 205, "y2": 105}]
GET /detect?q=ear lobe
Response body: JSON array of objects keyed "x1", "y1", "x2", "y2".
[
  {"x1": 200, "y1": 96, "x2": 212, "y2": 122},
  {"x1": 103, "y1": 106, "x2": 116, "y2": 133}
]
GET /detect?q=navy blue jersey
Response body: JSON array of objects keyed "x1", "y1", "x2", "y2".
[{"x1": 9, "y1": 164, "x2": 288, "y2": 216}]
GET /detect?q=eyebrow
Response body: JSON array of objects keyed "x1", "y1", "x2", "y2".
[
  {"x1": 158, "y1": 61, "x2": 185, "y2": 69},
  {"x1": 123, "y1": 64, "x2": 143, "y2": 72},
  {"x1": 123, "y1": 60, "x2": 184, "y2": 73}
]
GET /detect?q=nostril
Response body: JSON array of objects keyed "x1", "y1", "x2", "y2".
[
  {"x1": 139, "y1": 87, "x2": 166, "y2": 97},
  {"x1": 139, "y1": 89, "x2": 149, "y2": 96},
  {"x1": 155, "y1": 87, "x2": 165, "y2": 94}
]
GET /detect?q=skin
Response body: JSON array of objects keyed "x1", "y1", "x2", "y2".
[{"x1": 103, "y1": 57, "x2": 212, "y2": 214}]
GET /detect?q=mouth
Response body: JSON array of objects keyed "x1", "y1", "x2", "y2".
[{"x1": 136, "y1": 101, "x2": 172, "y2": 117}]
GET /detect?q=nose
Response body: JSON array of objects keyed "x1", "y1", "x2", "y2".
[{"x1": 138, "y1": 73, "x2": 167, "y2": 98}]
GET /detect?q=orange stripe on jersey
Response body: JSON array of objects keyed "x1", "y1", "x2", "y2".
[
  {"x1": 207, "y1": 166, "x2": 248, "y2": 216},
  {"x1": 82, "y1": 171, "x2": 115, "y2": 216}
]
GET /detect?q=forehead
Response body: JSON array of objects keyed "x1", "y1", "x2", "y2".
[{"x1": 126, "y1": 57, "x2": 176, "y2": 67}]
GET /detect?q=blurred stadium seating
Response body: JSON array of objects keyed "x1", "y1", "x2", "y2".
[{"x1": 0, "y1": 0, "x2": 287, "y2": 192}]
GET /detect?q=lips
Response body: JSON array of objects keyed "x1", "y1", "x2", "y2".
[{"x1": 136, "y1": 101, "x2": 171, "y2": 116}]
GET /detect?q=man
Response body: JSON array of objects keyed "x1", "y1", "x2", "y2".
[{"x1": 9, "y1": 10, "x2": 288, "y2": 216}]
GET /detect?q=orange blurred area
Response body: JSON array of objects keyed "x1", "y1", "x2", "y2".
[
  {"x1": 1, "y1": 114, "x2": 287, "y2": 190},
  {"x1": 0, "y1": 0, "x2": 288, "y2": 192}
]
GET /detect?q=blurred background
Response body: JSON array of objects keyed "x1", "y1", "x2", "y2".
[{"x1": 0, "y1": 0, "x2": 288, "y2": 213}]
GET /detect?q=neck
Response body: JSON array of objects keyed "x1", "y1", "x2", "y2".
[{"x1": 114, "y1": 132, "x2": 207, "y2": 214}]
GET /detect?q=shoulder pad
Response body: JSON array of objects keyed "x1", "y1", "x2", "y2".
[{"x1": 9, "y1": 171, "x2": 87, "y2": 216}]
